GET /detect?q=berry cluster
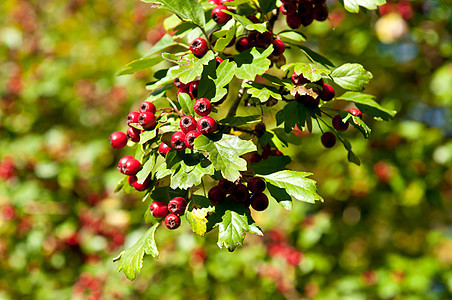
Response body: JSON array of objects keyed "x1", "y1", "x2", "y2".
[
  {"x1": 280, "y1": 0, "x2": 329, "y2": 29},
  {"x1": 149, "y1": 197, "x2": 187, "y2": 230},
  {"x1": 73, "y1": 272, "x2": 104, "y2": 300},
  {"x1": 249, "y1": 144, "x2": 284, "y2": 165},
  {"x1": 236, "y1": 30, "x2": 285, "y2": 59},
  {"x1": 208, "y1": 177, "x2": 269, "y2": 211}
]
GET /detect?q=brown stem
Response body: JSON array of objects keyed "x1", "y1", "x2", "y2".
[{"x1": 226, "y1": 80, "x2": 249, "y2": 118}]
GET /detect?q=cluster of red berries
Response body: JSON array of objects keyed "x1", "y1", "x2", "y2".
[
  {"x1": 236, "y1": 30, "x2": 286, "y2": 58},
  {"x1": 149, "y1": 197, "x2": 187, "y2": 230},
  {"x1": 249, "y1": 144, "x2": 283, "y2": 165},
  {"x1": 265, "y1": 230, "x2": 303, "y2": 266},
  {"x1": 208, "y1": 177, "x2": 269, "y2": 211},
  {"x1": 73, "y1": 272, "x2": 104, "y2": 300},
  {"x1": 280, "y1": 0, "x2": 329, "y2": 29}
]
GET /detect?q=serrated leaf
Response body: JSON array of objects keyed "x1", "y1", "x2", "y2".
[
  {"x1": 139, "y1": 129, "x2": 158, "y2": 145},
  {"x1": 278, "y1": 30, "x2": 306, "y2": 44},
  {"x1": 210, "y1": 60, "x2": 237, "y2": 102},
  {"x1": 235, "y1": 46, "x2": 273, "y2": 80},
  {"x1": 117, "y1": 56, "x2": 164, "y2": 76},
  {"x1": 297, "y1": 45, "x2": 335, "y2": 68},
  {"x1": 336, "y1": 91, "x2": 397, "y2": 120},
  {"x1": 146, "y1": 66, "x2": 178, "y2": 91},
  {"x1": 114, "y1": 223, "x2": 159, "y2": 280},
  {"x1": 170, "y1": 159, "x2": 215, "y2": 190},
  {"x1": 136, "y1": 153, "x2": 157, "y2": 184},
  {"x1": 185, "y1": 195, "x2": 215, "y2": 236},
  {"x1": 223, "y1": 11, "x2": 267, "y2": 33},
  {"x1": 194, "y1": 133, "x2": 256, "y2": 182},
  {"x1": 143, "y1": 34, "x2": 177, "y2": 57},
  {"x1": 276, "y1": 101, "x2": 307, "y2": 133},
  {"x1": 219, "y1": 115, "x2": 261, "y2": 126},
  {"x1": 266, "y1": 184, "x2": 293, "y2": 210},
  {"x1": 259, "y1": 170, "x2": 323, "y2": 203},
  {"x1": 344, "y1": 0, "x2": 386, "y2": 13},
  {"x1": 213, "y1": 25, "x2": 236, "y2": 52},
  {"x1": 251, "y1": 155, "x2": 291, "y2": 175},
  {"x1": 143, "y1": 0, "x2": 205, "y2": 27},
  {"x1": 331, "y1": 63, "x2": 373, "y2": 92},
  {"x1": 170, "y1": 51, "x2": 215, "y2": 84},
  {"x1": 282, "y1": 62, "x2": 330, "y2": 82},
  {"x1": 245, "y1": 82, "x2": 282, "y2": 103},
  {"x1": 178, "y1": 92, "x2": 195, "y2": 116}
]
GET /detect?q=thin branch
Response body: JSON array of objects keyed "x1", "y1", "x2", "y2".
[{"x1": 226, "y1": 80, "x2": 249, "y2": 118}]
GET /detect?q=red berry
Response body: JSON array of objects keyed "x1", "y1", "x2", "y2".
[
  {"x1": 118, "y1": 155, "x2": 142, "y2": 175},
  {"x1": 208, "y1": 0, "x2": 222, "y2": 4},
  {"x1": 231, "y1": 183, "x2": 250, "y2": 203},
  {"x1": 280, "y1": 2, "x2": 297, "y2": 15},
  {"x1": 320, "y1": 84, "x2": 335, "y2": 101},
  {"x1": 109, "y1": 131, "x2": 127, "y2": 149},
  {"x1": 180, "y1": 116, "x2": 197, "y2": 133},
  {"x1": 158, "y1": 142, "x2": 172, "y2": 156},
  {"x1": 271, "y1": 39, "x2": 285, "y2": 56},
  {"x1": 165, "y1": 214, "x2": 181, "y2": 229},
  {"x1": 286, "y1": 14, "x2": 302, "y2": 29},
  {"x1": 216, "y1": 57, "x2": 224, "y2": 65},
  {"x1": 291, "y1": 72, "x2": 309, "y2": 85},
  {"x1": 298, "y1": 2, "x2": 313, "y2": 16},
  {"x1": 189, "y1": 80, "x2": 199, "y2": 99},
  {"x1": 332, "y1": 114, "x2": 349, "y2": 131},
  {"x1": 313, "y1": 5, "x2": 328, "y2": 21},
  {"x1": 348, "y1": 108, "x2": 363, "y2": 119},
  {"x1": 190, "y1": 38, "x2": 208, "y2": 57},
  {"x1": 185, "y1": 130, "x2": 201, "y2": 149},
  {"x1": 197, "y1": 116, "x2": 217, "y2": 134},
  {"x1": 301, "y1": 14, "x2": 314, "y2": 27},
  {"x1": 168, "y1": 197, "x2": 187, "y2": 215},
  {"x1": 177, "y1": 87, "x2": 189, "y2": 98},
  {"x1": 250, "y1": 193, "x2": 269, "y2": 211},
  {"x1": 174, "y1": 78, "x2": 190, "y2": 90},
  {"x1": 171, "y1": 131, "x2": 187, "y2": 151},
  {"x1": 236, "y1": 37, "x2": 251, "y2": 52},
  {"x1": 150, "y1": 201, "x2": 168, "y2": 218},
  {"x1": 126, "y1": 111, "x2": 140, "y2": 125},
  {"x1": 295, "y1": 93, "x2": 320, "y2": 109},
  {"x1": 139, "y1": 101, "x2": 156, "y2": 114},
  {"x1": 270, "y1": 150, "x2": 283, "y2": 156},
  {"x1": 249, "y1": 152, "x2": 262, "y2": 164},
  {"x1": 212, "y1": 5, "x2": 231, "y2": 25},
  {"x1": 321, "y1": 132, "x2": 336, "y2": 148},
  {"x1": 128, "y1": 175, "x2": 151, "y2": 191},
  {"x1": 256, "y1": 31, "x2": 273, "y2": 48},
  {"x1": 194, "y1": 98, "x2": 212, "y2": 116},
  {"x1": 208, "y1": 186, "x2": 226, "y2": 206},
  {"x1": 248, "y1": 177, "x2": 266, "y2": 193},
  {"x1": 218, "y1": 179, "x2": 235, "y2": 194},
  {"x1": 246, "y1": 15, "x2": 259, "y2": 23},
  {"x1": 126, "y1": 127, "x2": 140, "y2": 143},
  {"x1": 138, "y1": 111, "x2": 156, "y2": 129}
]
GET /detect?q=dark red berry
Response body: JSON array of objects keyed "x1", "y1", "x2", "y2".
[
  {"x1": 126, "y1": 111, "x2": 140, "y2": 125},
  {"x1": 236, "y1": 37, "x2": 251, "y2": 52},
  {"x1": 250, "y1": 193, "x2": 269, "y2": 211},
  {"x1": 348, "y1": 108, "x2": 363, "y2": 119},
  {"x1": 248, "y1": 177, "x2": 266, "y2": 193},
  {"x1": 247, "y1": 31, "x2": 259, "y2": 45},
  {"x1": 189, "y1": 80, "x2": 199, "y2": 99},
  {"x1": 231, "y1": 183, "x2": 250, "y2": 203},
  {"x1": 315, "y1": 78, "x2": 325, "y2": 86},
  {"x1": 118, "y1": 155, "x2": 142, "y2": 175},
  {"x1": 180, "y1": 116, "x2": 197, "y2": 133},
  {"x1": 280, "y1": 2, "x2": 297, "y2": 15},
  {"x1": 165, "y1": 214, "x2": 181, "y2": 229},
  {"x1": 301, "y1": 14, "x2": 314, "y2": 26},
  {"x1": 208, "y1": 186, "x2": 226, "y2": 206},
  {"x1": 194, "y1": 98, "x2": 212, "y2": 116},
  {"x1": 139, "y1": 101, "x2": 156, "y2": 114},
  {"x1": 332, "y1": 114, "x2": 349, "y2": 131},
  {"x1": 128, "y1": 175, "x2": 151, "y2": 191},
  {"x1": 138, "y1": 111, "x2": 156, "y2": 129},
  {"x1": 313, "y1": 5, "x2": 328, "y2": 21},
  {"x1": 295, "y1": 93, "x2": 320, "y2": 109},
  {"x1": 168, "y1": 197, "x2": 187, "y2": 215},
  {"x1": 291, "y1": 72, "x2": 309, "y2": 85},
  {"x1": 321, "y1": 132, "x2": 336, "y2": 148},
  {"x1": 174, "y1": 78, "x2": 190, "y2": 90},
  {"x1": 185, "y1": 130, "x2": 201, "y2": 149},
  {"x1": 270, "y1": 150, "x2": 283, "y2": 156},
  {"x1": 109, "y1": 131, "x2": 127, "y2": 149},
  {"x1": 246, "y1": 15, "x2": 259, "y2": 23},
  {"x1": 126, "y1": 127, "x2": 140, "y2": 143},
  {"x1": 212, "y1": 5, "x2": 231, "y2": 24},
  {"x1": 271, "y1": 39, "x2": 285, "y2": 56},
  {"x1": 190, "y1": 38, "x2": 208, "y2": 57},
  {"x1": 171, "y1": 131, "x2": 187, "y2": 151},
  {"x1": 320, "y1": 84, "x2": 335, "y2": 101},
  {"x1": 197, "y1": 116, "x2": 217, "y2": 134},
  {"x1": 177, "y1": 87, "x2": 189, "y2": 98},
  {"x1": 218, "y1": 179, "x2": 235, "y2": 194},
  {"x1": 158, "y1": 142, "x2": 171, "y2": 156},
  {"x1": 256, "y1": 31, "x2": 273, "y2": 48},
  {"x1": 150, "y1": 201, "x2": 169, "y2": 218},
  {"x1": 286, "y1": 14, "x2": 302, "y2": 29},
  {"x1": 298, "y1": 2, "x2": 313, "y2": 16},
  {"x1": 249, "y1": 152, "x2": 262, "y2": 164}
]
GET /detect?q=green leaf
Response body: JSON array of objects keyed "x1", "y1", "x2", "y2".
[
  {"x1": 223, "y1": 11, "x2": 267, "y2": 33},
  {"x1": 214, "y1": 202, "x2": 263, "y2": 251},
  {"x1": 213, "y1": 25, "x2": 236, "y2": 52},
  {"x1": 276, "y1": 101, "x2": 307, "y2": 133},
  {"x1": 235, "y1": 46, "x2": 273, "y2": 80},
  {"x1": 143, "y1": 34, "x2": 177, "y2": 57},
  {"x1": 258, "y1": 0, "x2": 277, "y2": 14},
  {"x1": 219, "y1": 115, "x2": 261, "y2": 126},
  {"x1": 170, "y1": 159, "x2": 215, "y2": 190},
  {"x1": 331, "y1": 63, "x2": 373, "y2": 92},
  {"x1": 210, "y1": 60, "x2": 238, "y2": 102},
  {"x1": 259, "y1": 170, "x2": 323, "y2": 203},
  {"x1": 336, "y1": 91, "x2": 397, "y2": 120},
  {"x1": 282, "y1": 62, "x2": 331, "y2": 82},
  {"x1": 194, "y1": 133, "x2": 257, "y2": 182},
  {"x1": 114, "y1": 176, "x2": 129, "y2": 193},
  {"x1": 117, "y1": 56, "x2": 164, "y2": 76},
  {"x1": 170, "y1": 51, "x2": 215, "y2": 84},
  {"x1": 271, "y1": 128, "x2": 302, "y2": 146},
  {"x1": 139, "y1": 129, "x2": 158, "y2": 145},
  {"x1": 114, "y1": 223, "x2": 159, "y2": 280},
  {"x1": 185, "y1": 195, "x2": 215, "y2": 236},
  {"x1": 251, "y1": 155, "x2": 291, "y2": 175},
  {"x1": 297, "y1": 45, "x2": 335, "y2": 68},
  {"x1": 136, "y1": 152, "x2": 157, "y2": 184},
  {"x1": 262, "y1": 74, "x2": 293, "y2": 89},
  {"x1": 266, "y1": 184, "x2": 293, "y2": 210},
  {"x1": 143, "y1": 0, "x2": 205, "y2": 27},
  {"x1": 336, "y1": 133, "x2": 361, "y2": 165},
  {"x1": 341, "y1": 111, "x2": 371, "y2": 138},
  {"x1": 344, "y1": 0, "x2": 386, "y2": 13},
  {"x1": 278, "y1": 30, "x2": 306, "y2": 44},
  {"x1": 146, "y1": 66, "x2": 177, "y2": 91},
  {"x1": 244, "y1": 82, "x2": 282, "y2": 103},
  {"x1": 178, "y1": 92, "x2": 195, "y2": 116}
]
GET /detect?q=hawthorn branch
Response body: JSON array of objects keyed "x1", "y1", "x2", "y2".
[{"x1": 226, "y1": 80, "x2": 250, "y2": 118}]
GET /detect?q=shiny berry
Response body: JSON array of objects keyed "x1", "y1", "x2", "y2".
[
  {"x1": 197, "y1": 116, "x2": 217, "y2": 134},
  {"x1": 165, "y1": 214, "x2": 181, "y2": 229},
  {"x1": 320, "y1": 84, "x2": 335, "y2": 101},
  {"x1": 321, "y1": 132, "x2": 336, "y2": 148},
  {"x1": 189, "y1": 80, "x2": 199, "y2": 99},
  {"x1": 286, "y1": 14, "x2": 302, "y2": 29},
  {"x1": 216, "y1": 57, "x2": 224, "y2": 65},
  {"x1": 150, "y1": 201, "x2": 168, "y2": 218},
  {"x1": 109, "y1": 131, "x2": 127, "y2": 149},
  {"x1": 218, "y1": 179, "x2": 235, "y2": 194},
  {"x1": 280, "y1": 2, "x2": 297, "y2": 15},
  {"x1": 128, "y1": 175, "x2": 151, "y2": 191},
  {"x1": 139, "y1": 101, "x2": 156, "y2": 114},
  {"x1": 174, "y1": 78, "x2": 190, "y2": 90},
  {"x1": 158, "y1": 142, "x2": 171, "y2": 156},
  {"x1": 126, "y1": 127, "x2": 140, "y2": 143},
  {"x1": 332, "y1": 114, "x2": 349, "y2": 131},
  {"x1": 236, "y1": 37, "x2": 251, "y2": 52},
  {"x1": 248, "y1": 177, "x2": 266, "y2": 193},
  {"x1": 208, "y1": 186, "x2": 226, "y2": 206},
  {"x1": 301, "y1": 14, "x2": 314, "y2": 26},
  {"x1": 118, "y1": 155, "x2": 142, "y2": 175},
  {"x1": 171, "y1": 131, "x2": 186, "y2": 151},
  {"x1": 313, "y1": 5, "x2": 329, "y2": 21},
  {"x1": 348, "y1": 108, "x2": 363, "y2": 119},
  {"x1": 138, "y1": 111, "x2": 156, "y2": 129},
  {"x1": 180, "y1": 116, "x2": 197, "y2": 133},
  {"x1": 190, "y1": 38, "x2": 208, "y2": 57},
  {"x1": 117, "y1": 155, "x2": 133, "y2": 172},
  {"x1": 185, "y1": 130, "x2": 201, "y2": 149},
  {"x1": 256, "y1": 31, "x2": 273, "y2": 48},
  {"x1": 212, "y1": 5, "x2": 231, "y2": 24},
  {"x1": 291, "y1": 72, "x2": 309, "y2": 85},
  {"x1": 177, "y1": 87, "x2": 189, "y2": 98},
  {"x1": 168, "y1": 197, "x2": 187, "y2": 215},
  {"x1": 194, "y1": 98, "x2": 212, "y2": 116},
  {"x1": 250, "y1": 193, "x2": 269, "y2": 211},
  {"x1": 231, "y1": 183, "x2": 249, "y2": 203},
  {"x1": 126, "y1": 112, "x2": 140, "y2": 125},
  {"x1": 271, "y1": 39, "x2": 285, "y2": 56}
]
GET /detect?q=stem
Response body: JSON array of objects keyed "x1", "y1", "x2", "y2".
[
  {"x1": 226, "y1": 80, "x2": 249, "y2": 118},
  {"x1": 314, "y1": 116, "x2": 324, "y2": 134}
]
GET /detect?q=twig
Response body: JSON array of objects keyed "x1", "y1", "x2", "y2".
[{"x1": 226, "y1": 80, "x2": 249, "y2": 118}]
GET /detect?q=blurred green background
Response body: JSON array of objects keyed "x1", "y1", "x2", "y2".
[{"x1": 0, "y1": 0, "x2": 451, "y2": 299}]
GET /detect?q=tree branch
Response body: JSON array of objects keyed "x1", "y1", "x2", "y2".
[{"x1": 226, "y1": 80, "x2": 249, "y2": 118}]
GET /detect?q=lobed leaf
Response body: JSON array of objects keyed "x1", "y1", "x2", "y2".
[
  {"x1": 245, "y1": 82, "x2": 282, "y2": 103},
  {"x1": 185, "y1": 195, "x2": 215, "y2": 236},
  {"x1": 331, "y1": 63, "x2": 373, "y2": 92},
  {"x1": 235, "y1": 46, "x2": 273, "y2": 80},
  {"x1": 210, "y1": 60, "x2": 237, "y2": 102},
  {"x1": 143, "y1": 0, "x2": 205, "y2": 27}
]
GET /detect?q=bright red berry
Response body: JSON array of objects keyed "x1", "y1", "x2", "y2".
[
  {"x1": 348, "y1": 108, "x2": 363, "y2": 119},
  {"x1": 248, "y1": 177, "x2": 266, "y2": 193},
  {"x1": 321, "y1": 132, "x2": 336, "y2": 148},
  {"x1": 286, "y1": 14, "x2": 302, "y2": 29},
  {"x1": 236, "y1": 37, "x2": 251, "y2": 52},
  {"x1": 118, "y1": 155, "x2": 142, "y2": 175},
  {"x1": 216, "y1": 57, "x2": 224, "y2": 65},
  {"x1": 231, "y1": 183, "x2": 250, "y2": 203},
  {"x1": 212, "y1": 5, "x2": 231, "y2": 24},
  {"x1": 208, "y1": 185, "x2": 226, "y2": 206},
  {"x1": 109, "y1": 131, "x2": 127, "y2": 149},
  {"x1": 185, "y1": 130, "x2": 201, "y2": 149},
  {"x1": 189, "y1": 80, "x2": 199, "y2": 99},
  {"x1": 174, "y1": 78, "x2": 190, "y2": 90},
  {"x1": 171, "y1": 131, "x2": 187, "y2": 151},
  {"x1": 197, "y1": 116, "x2": 217, "y2": 134},
  {"x1": 194, "y1": 98, "x2": 212, "y2": 116},
  {"x1": 271, "y1": 39, "x2": 285, "y2": 56},
  {"x1": 165, "y1": 214, "x2": 181, "y2": 229},
  {"x1": 126, "y1": 111, "x2": 140, "y2": 125},
  {"x1": 320, "y1": 84, "x2": 335, "y2": 101},
  {"x1": 128, "y1": 175, "x2": 151, "y2": 191},
  {"x1": 190, "y1": 38, "x2": 208, "y2": 57},
  {"x1": 138, "y1": 111, "x2": 156, "y2": 129},
  {"x1": 313, "y1": 5, "x2": 329, "y2": 21},
  {"x1": 291, "y1": 72, "x2": 309, "y2": 85},
  {"x1": 180, "y1": 116, "x2": 197, "y2": 133},
  {"x1": 139, "y1": 101, "x2": 156, "y2": 114},
  {"x1": 168, "y1": 197, "x2": 187, "y2": 215},
  {"x1": 218, "y1": 179, "x2": 235, "y2": 194},
  {"x1": 332, "y1": 114, "x2": 349, "y2": 131},
  {"x1": 208, "y1": 0, "x2": 222, "y2": 4},
  {"x1": 177, "y1": 87, "x2": 189, "y2": 98},
  {"x1": 126, "y1": 127, "x2": 140, "y2": 143},
  {"x1": 250, "y1": 193, "x2": 269, "y2": 211},
  {"x1": 150, "y1": 201, "x2": 169, "y2": 218},
  {"x1": 158, "y1": 142, "x2": 172, "y2": 156},
  {"x1": 280, "y1": 2, "x2": 297, "y2": 15}
]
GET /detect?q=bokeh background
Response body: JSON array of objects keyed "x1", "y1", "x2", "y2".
[{"x1": 1, "y1": 0, "x2": 451, "y2": 299}]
